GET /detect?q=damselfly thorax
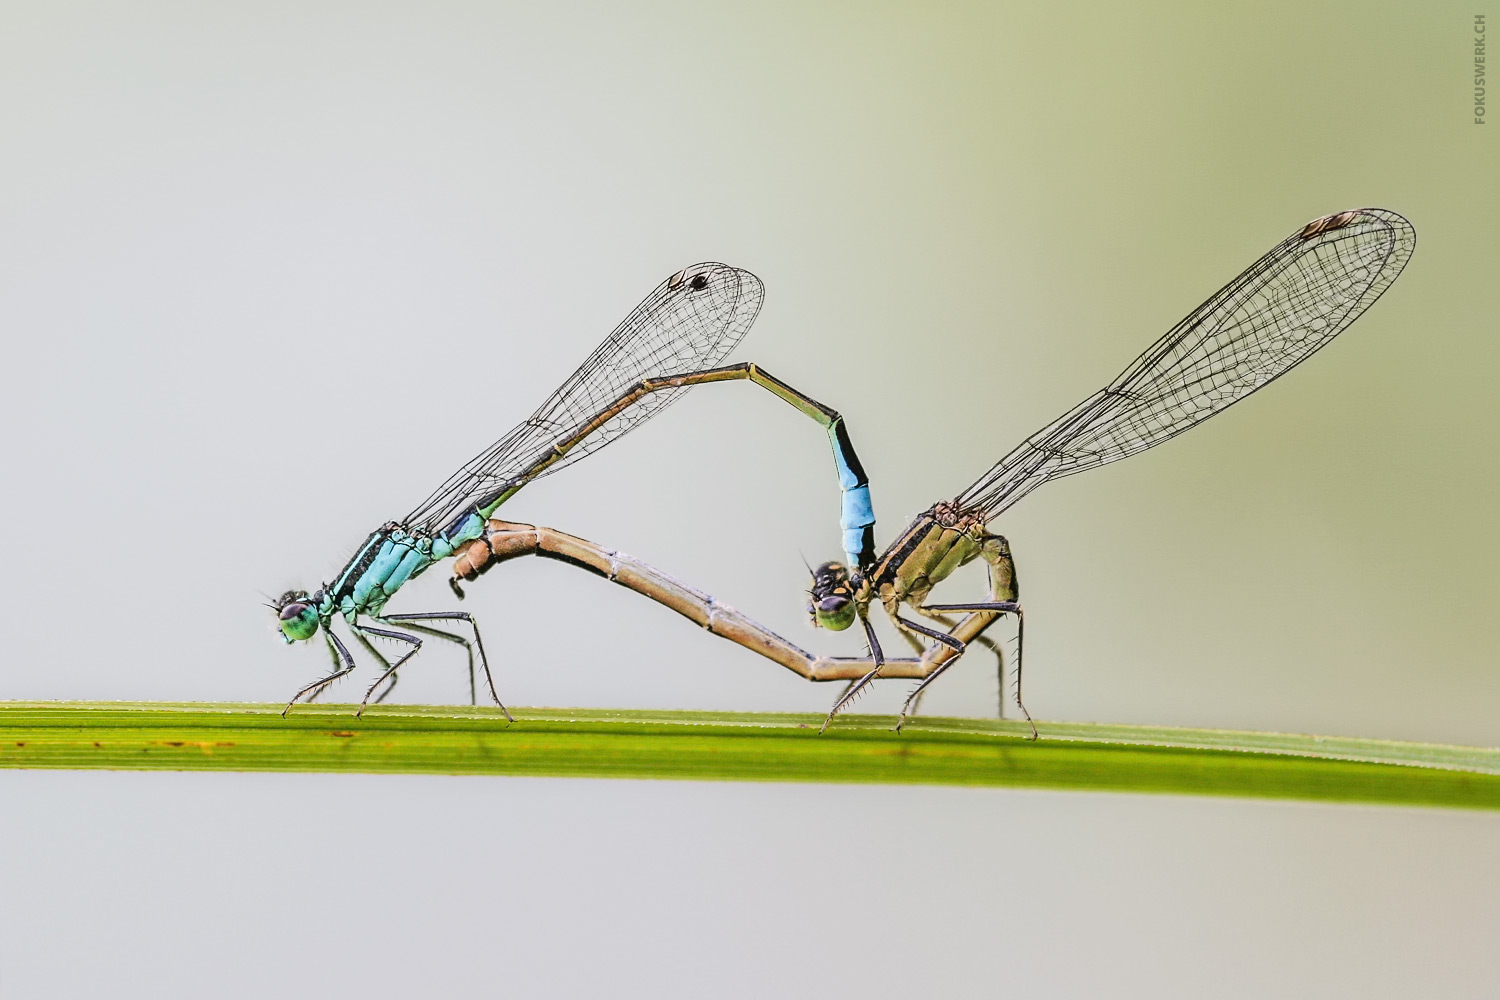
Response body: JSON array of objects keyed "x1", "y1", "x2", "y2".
[
  {"x1": 798, "y1": 501, "x2": 1024, "y2": 732},
  {"x1": 860, "y1": 503, "x2": 1016, "y2": 614}
]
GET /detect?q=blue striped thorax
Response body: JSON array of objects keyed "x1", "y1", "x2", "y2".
[{"x1": 325, "y1": 514, "x2": 485, "y2": 623}]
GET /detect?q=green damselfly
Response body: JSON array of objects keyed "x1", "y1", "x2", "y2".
[
  {"x1": 272, "y1": 263, "x2": 878, "y2": 715},
  {"x1": 450, "y1": 208, "x2": 1416, "y2": 733}
]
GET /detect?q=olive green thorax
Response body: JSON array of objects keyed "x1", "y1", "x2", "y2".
[
  {"x1": 855, "y1": 503, "x2": 988, "y2": 613},
  {"x1": 810, "y1": 502, "x2": 1014, "y2": 629}
]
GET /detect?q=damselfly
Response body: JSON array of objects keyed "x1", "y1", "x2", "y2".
[
  {"x1": 447, "y1": 208, "x2": 1415, "y2": 734},
  {"x1": 271, "y1": 263, "x2": 878, "y2": 716}
]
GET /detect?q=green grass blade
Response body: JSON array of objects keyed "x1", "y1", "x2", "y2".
[{"x1": 3, "y1": 702, "x2": 1497, "y2": 810}]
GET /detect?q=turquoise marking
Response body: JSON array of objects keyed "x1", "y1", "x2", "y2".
[
  {"x1": 320, "y1": 524, "x2": 453, "y2": 629},
  {"x1": 383, "y1": 547, "x2": 430, "y2": 595},
  {"x1": 830, "y1": 419, "x2": 875, "y2": 567},
  {"x1": 842, "y1": 483, "x2": 874, "y2": 531},
  {"x1": 842, "y1": 483, "x2": 874, "y2": 566},
  {"x1": 433, "y1": 511, "x2": 485, "y2": 560},
  {"x1": 331, "y1": 532, "x2": 386, "y2": 597},
  {"x1": 451, "y1": 512, "x2": 485, "y2": 545},
  {"x1": 353, "y1": 537, "x2": 402, "y2": 607}
]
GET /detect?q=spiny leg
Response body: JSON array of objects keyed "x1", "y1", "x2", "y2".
[
  {"x1": 895, "y1": 659, "x2": 961, "y2": 733},
  {"x1": 821, "y1": 669, "x2": 878, "y2": 734},
  {"x1": 920, "y1": 601, "x2": 1034, "y2": 738},
  {"x1": 381, "y1": 611, "x2": 512, "y2": 722},
  {"x1": 380, "y1": 620, "x2": 477, "y2": 706},
  {"x1": 912, "y1": 607, "x2": 1007, "y2": 721},
  {"x1": 284, "y1": 628, "x2": 358, "y2": 716},
  {"x1": 819, "y1": 584, "x2": 972, "y2": 733},
  {"x1": 350, "y1": 623, "x2": 423, "y2": 716},
  {"x1": 860, "y1": 607, "x2": 885, "y2": 666},
  {"x1": 819, "y1": 610, "x2": 887, "y2": 734},
  {"x1": 887, "y1": 610, "x2": 968, "y2": 732},
  {"x1": 900, "y1": 608, "x2": 1007, "y2": 722},
  {"x1": 897, "y1": 628, "x2": 927, "y2": 656},
  {"x1": 351, "y1": 626, "x2": 399, "y2": 704},
  {"x1": 891, "y1": 612, "x2": 965, "y2": 653},
  {"x1": 303, "y1": 628, "x2": 347, "y2": 705},
  {"x1": 1012, "y1": 611, "x2": 1033, "y2": 738}
]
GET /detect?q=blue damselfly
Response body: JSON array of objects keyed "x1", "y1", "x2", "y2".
[{"x1": 272, "y1": 263, "x2": 876, "y2": 715}]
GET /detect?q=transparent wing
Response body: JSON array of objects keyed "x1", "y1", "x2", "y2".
[
  {"x1": 954, "y1": 208, "x2": 1415, "y2": 520},
  {"x1": 407, "y1": 262, "x2": 764, "y2": 535}
]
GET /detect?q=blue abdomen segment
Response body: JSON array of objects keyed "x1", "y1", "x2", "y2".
[
  {"x1": 828, "y1": 419, "x2": 875, "y2": 570},
  {"x1": 841, "y1": 485, "x2": 874, "y2": 569}
]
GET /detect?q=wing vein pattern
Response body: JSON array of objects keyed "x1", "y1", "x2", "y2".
[
  {"x1": 406, "y1": 263, "x2": 764, "y2": 536},
  {"x1": 954, "y1": 208, "x2": 1415, "y2": 521}
]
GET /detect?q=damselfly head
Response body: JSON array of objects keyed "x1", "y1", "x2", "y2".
[
  {"x1": 807, "y1": 561, "x2": 857, "y2": 632},
  {"x1": 273, "y1": 590, "x2": 320, "y2": 643}
]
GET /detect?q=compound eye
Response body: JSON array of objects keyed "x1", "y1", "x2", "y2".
[
  {"x1": 278, "y1": 601, "x2": 319, "y2": 642},
  {"x1": 813, "y1": 599, "x2": 856, "y2": 631},
  {"x1": 813, "y1": 594, "x2": 857, "y2": 632}
]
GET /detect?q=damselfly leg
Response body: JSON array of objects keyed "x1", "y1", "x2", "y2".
[
  {"x1": 907, "y1": 603, "x2": 1028, "y2": 736},
  {"x1": 378, "y1": 611, "x2": 510, "y2": 721},
  {"x1": 376, "y1": 621, "x2": 477, "y2": 705},
  {"x1": 350, "y1": 628, "x2": 397, "y2": 703},
  {"x1": 348, "y1": 622, "x2": 427, "y2": 715},
  {"x1": 891, "y1": 614, "x2": 966, "y2": 653},
  {"x1": 302, "y1": 632, "x2": 352, "y2": 704},
  {"x1": 818, "y1": 593, "x2": 971, "y2": 733},
  {"x1": 283, "y1": 629, "x2": 359, "y2": 716},
  {"x1": 821, "y1": 677, "x2": 870, "y2": 729},
  {"x1": 819, "y1": 660, "x2": 881, "y2": 734},
  {"x1": 905, "y1": 607, "x2": 1008, "y2": 720}
]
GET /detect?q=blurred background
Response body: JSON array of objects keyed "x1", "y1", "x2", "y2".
[{"x1": 1, "y1": 1, "x2": 1495, "y2": 996}]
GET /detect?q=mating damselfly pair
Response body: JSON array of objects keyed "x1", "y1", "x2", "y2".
[{"x1": 273, "y1": 208, "x2": 1415, "y2": 733}]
